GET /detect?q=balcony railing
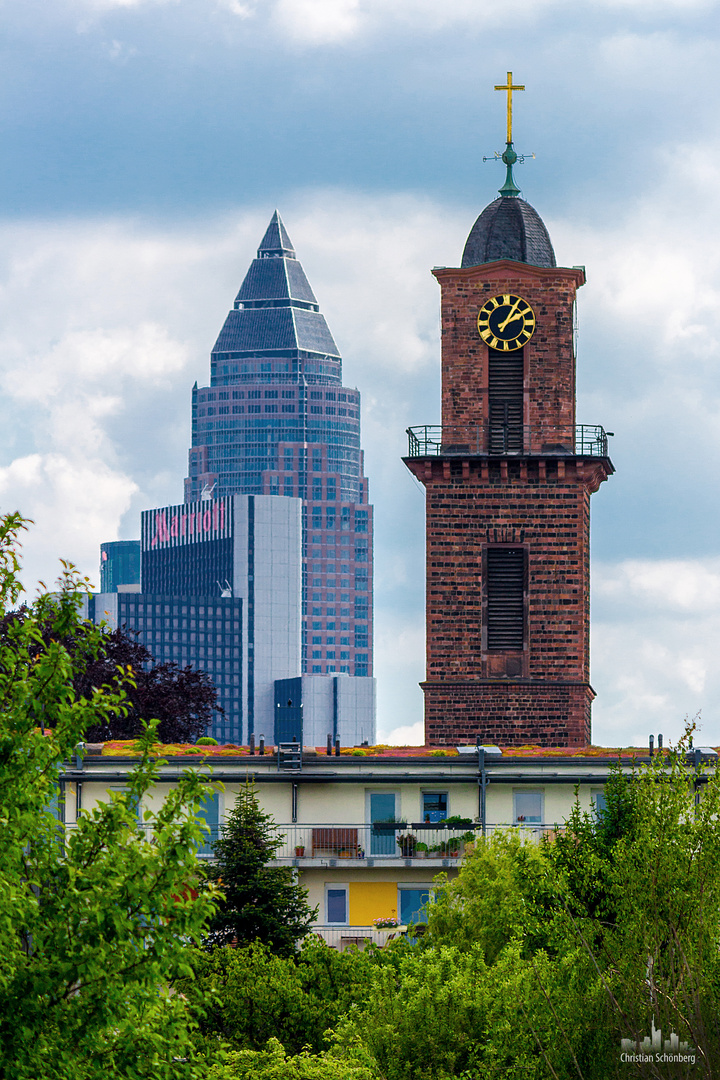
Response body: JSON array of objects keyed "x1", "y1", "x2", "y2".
[
  {"x1": 60, "y1": 821, "x2": 564, "y2": 860},
  {"x1": 406, "y1": 424, "x2": 609, "y2": 458},
  {"x1": 268, "y1": 822, "x2": 563, "y2": 862},
  {"x1": 310, "y1": 924, "x2": 407, "y2": 950}
]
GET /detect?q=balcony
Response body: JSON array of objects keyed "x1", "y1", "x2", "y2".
[
  {"x1": 268, "y1": 822, "x2": 562, "y2": 866},
  {"x1": 60, "y1": 820, "x2": 563, "y2": 862},
  {"x1": 405, "y1": 424, "x2": 610, "y2": 459},
  {"x1": 310, "y1": 924, "x2": 407, "y2": 950}
]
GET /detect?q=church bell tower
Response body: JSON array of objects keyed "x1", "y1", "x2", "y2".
[{"x1": 404, "y1": 75, "x2": 613, "y2": 748}]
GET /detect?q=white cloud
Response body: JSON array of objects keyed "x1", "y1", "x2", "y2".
[
  {"x1": 271, "y1": 0, "x2": 362, "y2": 42},
  {"x1": 594, "y1": 559, "x2": 720, "y2": 615},
  {"x1": 77, "y1": 0, "x2": 178, "y2": 9},
  {"x1": 592, "y1": 558, "x2": 720, "y2": 746},
  {"x1": 0, "y1": 453, "x2": 138, "y2": 593},
  {"x1": 384, "y1": 720, "x2": 424, "y2": 746},
  {"x1": 268, "y1": 0, "x2": 715, "y2": 44},
  {"x1": 65, "y1": 0, "x2": 714, "y2": 43}
]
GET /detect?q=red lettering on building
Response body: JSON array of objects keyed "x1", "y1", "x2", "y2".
[{"x1": 150, "y1": 511, "x2": 169, "y2": 547}]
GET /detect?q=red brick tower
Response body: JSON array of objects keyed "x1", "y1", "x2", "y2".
[{"x1": 404, "y1": 80, "x2": 613, "y2": 748}]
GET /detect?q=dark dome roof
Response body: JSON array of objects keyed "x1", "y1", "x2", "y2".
[{"x1": 461, "y1": 197, "x2": 556, "y2": 269}]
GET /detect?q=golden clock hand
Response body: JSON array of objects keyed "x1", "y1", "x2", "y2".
[{"x1": 497, "y1": 299, "x2": 524, "y2": 332}]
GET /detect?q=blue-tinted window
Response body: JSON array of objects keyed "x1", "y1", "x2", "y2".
[
  {"x1": 370, "y1": 792, "x2": 397, "y2": 855},
  {"x1": 327, "y1": 889, "x2": 347, "y2": 923},
  {"x1": 422, "y1": 792, "x2": 447, "y2": 822},
  {"x1": 197, "y1": 791, "x2": 220, "y2": 856},
  {"x1": 400, "y1": 889, "x2": 431, "y2": 924}
]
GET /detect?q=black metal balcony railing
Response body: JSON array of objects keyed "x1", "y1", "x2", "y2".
[{"x1": 406, "y1": 424, "x2": 609, "y2": 459}]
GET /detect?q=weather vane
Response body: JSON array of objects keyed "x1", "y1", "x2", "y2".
[{"x1": 483, "y1": 71, "x2": 535, "y2": 197}]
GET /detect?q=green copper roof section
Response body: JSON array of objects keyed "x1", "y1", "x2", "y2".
[{"x1": 499, "y1": 143, "x2": 521, "y2": 198}]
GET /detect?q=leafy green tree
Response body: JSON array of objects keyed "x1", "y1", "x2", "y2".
[
  {"x1": 205, "y1": 1037, "x2": 378, "y2": 1080},
  {"x1": 0, "y1": 512, "x2": 219, "y2": 1080},
  {"x1": 206, "y1": 784, "x2": 317, "y2": 955},
  {"x1": 550, "y1": 764, "x2": 640, "y2": 926},
  {"x1": 184, "y1": 938, "x2": 386, "y2": 1056}
]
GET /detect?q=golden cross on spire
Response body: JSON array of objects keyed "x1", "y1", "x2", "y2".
[{"x1": 494, "y1": 71, "x2": 525, "y2": 144}]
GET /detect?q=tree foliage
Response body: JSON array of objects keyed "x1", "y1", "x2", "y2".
[
  {"x1": 0, "y1": 512, "x2": 219, "y2": 1080},
  {"x1": 184, "y1": 938, "x2": 387, "y2": 1057},
  {"x1": 205, "y1": 1037, "x2": 378, "y2": 1080},
  {"x1": 0, "y1": 608, "x2": 221, "y2": 743},
  {"x1": 330, "y1": 737, "x2": 720, "y2": 1079},
  {"x1": 206, "y1": 784, "x2": 317, "y2": 955}
]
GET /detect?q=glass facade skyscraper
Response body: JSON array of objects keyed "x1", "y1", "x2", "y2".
[
  {"x1": 184, "y1": 212, "x2": 373, "y2": 678},
  {"x1": 100, "y1": 540, "x2": 141, "y2": 593}
]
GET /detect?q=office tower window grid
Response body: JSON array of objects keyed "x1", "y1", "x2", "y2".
[
  {"x1": 116, "y1": 593, "x2": 243, "y2": 745},
  {"x1": 184, "y1": 212, "x2": 373, "y2": 677}
]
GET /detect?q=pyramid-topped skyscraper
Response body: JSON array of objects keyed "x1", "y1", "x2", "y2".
[{"x1": 185, "y1": 212, "x2": 373, "y2": 680}]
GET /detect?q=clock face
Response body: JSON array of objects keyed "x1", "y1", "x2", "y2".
[{"x1": 477, "y1": 293, "x2": 536, "y2": 351}]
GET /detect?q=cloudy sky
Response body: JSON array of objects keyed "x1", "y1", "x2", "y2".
[{"x1": 1, "y1": 0, "x2": 720, "y2": 747}]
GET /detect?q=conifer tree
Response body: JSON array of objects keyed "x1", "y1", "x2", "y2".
[{"x1": 207, "y1": 784, "x2": 317, "y2": 956}]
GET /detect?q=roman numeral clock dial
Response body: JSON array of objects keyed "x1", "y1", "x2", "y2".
[{"x1": 477, "y1": 293, "x2": 536, "y2": 351}]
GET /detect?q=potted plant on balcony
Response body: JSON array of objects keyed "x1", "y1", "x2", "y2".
[
  {"x1": 438, "y1": 838, "x2": 460, "y2": 858},
  {"x1": 372, "y1": 916, "x2": 399, "y2": 930},
  {"x1": 294, "y1": 845, "x2": 305, "y2": 857},
  {"x1": 396, "y1": 833, "x2": 417, "y2": 858},
  {"x1": 444, "y1": 815, "x2": 473, "y2": 828}
]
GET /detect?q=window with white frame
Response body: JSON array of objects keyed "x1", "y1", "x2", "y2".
[
  {"x1": 591, "y1": 788, "x2": 607, "y2": 816},
  {"x1": 421, "y1": 791, "x2": 448, "y2": 823},
  {"x1": 326, "y1": 886, "x2": 348, "y2": 924},
  {"x1": 398, "y1": 885, "x2": 433, "y2": 925},
  {"x1": 513, "y1": 790, "x2": 543, "y2": 824}
]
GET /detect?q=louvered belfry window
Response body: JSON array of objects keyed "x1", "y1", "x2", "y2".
[
  {"x1": 488, "y1": 348, "x2": 524, "y2": 453},
  {"x1": 486, "y1": 547, "x2": 526, "y2": 651}
]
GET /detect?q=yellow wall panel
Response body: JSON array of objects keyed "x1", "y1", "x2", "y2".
[{"x1": 348, "y1": 881, "x2": 397, "y2": 925}]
